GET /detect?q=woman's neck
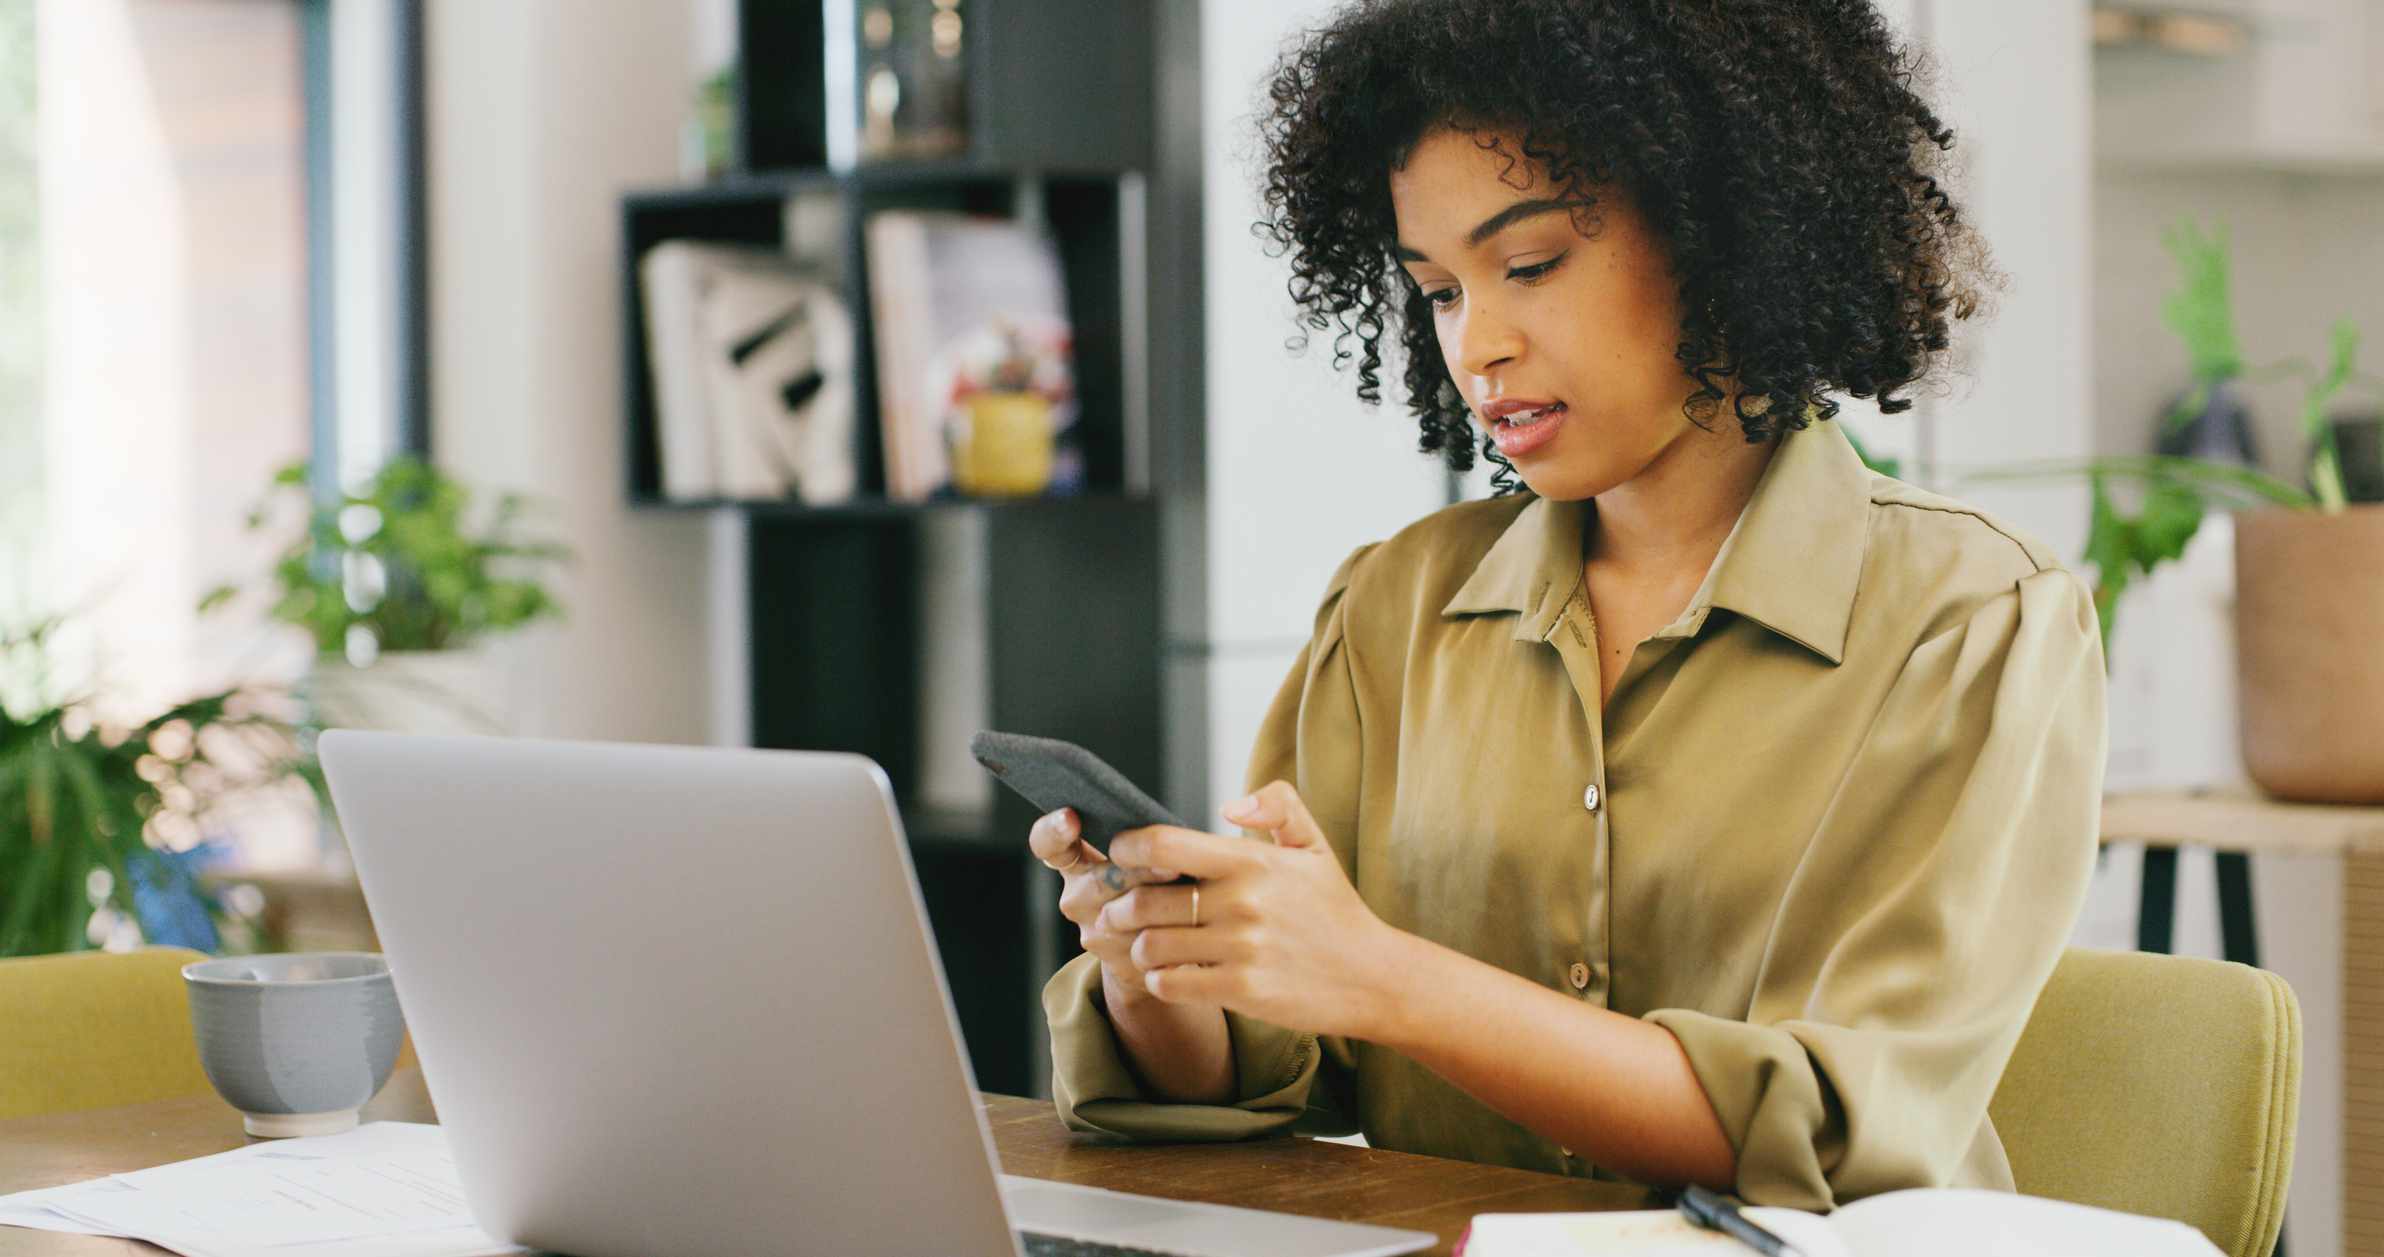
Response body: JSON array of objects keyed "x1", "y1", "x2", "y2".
[{"x1": 1586, "y1": 421, "x2": 1780, "y2": 579}]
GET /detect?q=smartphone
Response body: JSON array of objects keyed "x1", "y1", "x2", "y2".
[{"x1": 970, "y1": 730, "x2": 1182, "y2": 861}]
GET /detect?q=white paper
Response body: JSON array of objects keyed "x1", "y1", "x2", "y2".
[
  {"x1": 1825, "y1": 1188, "x2": 2224, "y2": 1257},
  {"x1": 1463, "y1": 1208, "x2": 1848, "y2": 1257},
  {"x1": 0, "y1": 1122, "x2": 528, "y2": 1257},
  {"x1": 1466, "y1": 1189, "x2": 2224, "y2": 1257}
]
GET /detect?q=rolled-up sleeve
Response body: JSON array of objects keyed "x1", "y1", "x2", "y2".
[
  {"x1": 1644, "y1": 566, "x2": 2107, "y2": 1208},
  {"x1": 1045, "y1": 545, "x2": 1375, "y2": 1141}
]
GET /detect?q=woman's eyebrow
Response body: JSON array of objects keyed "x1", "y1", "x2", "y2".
[{"x1": 1392, "y1": 198, "x2": 1571, "y2": 262}]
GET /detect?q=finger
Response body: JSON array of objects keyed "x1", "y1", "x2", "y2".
[
  {"x1": 1077, "y1": 922, "x2": 1136, "y2": 964},
  {"x1": 1131, "y1": 924, "x2": 1242, "y2": 972},
  {"x1": 1028, "y1": 808, "x2": 1100, "y2": 870},
  {"x1": 1057, "y1": 874, "x2": 1114, "y2": 927},
  {"x1": 1089, "y1": 861, "x2": 1143, "y2": 896},
  {"x1": 1094, "y1": 884, "x2": 1198, "y2": 934},
  {"x1": 1109, "y1": 825, "x2": 1265, "y2": 881},
  {"x1": 1221, "y1": 780, "x2": 1327, "y2": 850},
  {"x1": 1144, "y1": 962, "x2": 1233, "y2": 1005}
]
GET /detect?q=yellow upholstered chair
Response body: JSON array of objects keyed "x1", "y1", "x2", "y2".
[
  {"x1": 1989, "y1": 946, "x2": 2300, "y2": 1257},
  {"x1": 0, "y1": 946, "x2": 213, "y2": 1120}
]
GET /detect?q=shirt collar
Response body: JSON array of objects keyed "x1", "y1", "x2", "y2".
[{"x1": 1439, "y1": 420, "x2": 1873, "y2": 664}]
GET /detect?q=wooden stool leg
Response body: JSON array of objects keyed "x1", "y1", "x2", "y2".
[
  {"x1": 2138, "y1": 845, "x2": 2179, "y2": 954},
  {"x1": 2217, "y1": 851, "x2": 2261, "y2": 968}
]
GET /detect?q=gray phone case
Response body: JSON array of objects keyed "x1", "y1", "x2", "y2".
[{"x1": 970, "y1": 730, "x2": 1182, "y2": 856}]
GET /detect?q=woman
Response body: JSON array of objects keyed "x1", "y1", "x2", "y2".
[{"x1": 1027, "y1": 0, "x2": 2104, "y2": 1210}]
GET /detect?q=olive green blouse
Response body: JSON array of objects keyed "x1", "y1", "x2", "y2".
[{"x1": 1042, "y1": 420, "x2": 2107, "y2": 1210}]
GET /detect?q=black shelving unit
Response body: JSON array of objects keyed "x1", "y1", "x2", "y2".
[{"x1": 618, "y1": 1, "x2": 1178, "y2": 1097}]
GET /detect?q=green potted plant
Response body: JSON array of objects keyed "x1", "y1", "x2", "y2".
[
  {"x1": 203, "y1": 458, "x2": 571, "y2": 738},
  {"x1": 1971, "y1": 217, "x2": 2382, "y2": 801},
  {"x1": 0, "y1": 616, "x2": 315, "y2": 956}
]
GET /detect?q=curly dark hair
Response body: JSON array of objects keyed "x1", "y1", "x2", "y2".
[{"x1": 1253, "y1": 0, "x2": 1998, "y2": 489}]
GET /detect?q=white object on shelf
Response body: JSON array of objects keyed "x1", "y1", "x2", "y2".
[
  {"x1": 2103, "y1": 512, "x2": 2246, "y2": 794},
  {"x1": 311, "y1": 643, "x2": 523, "y2": 867},
  {"x1": 643, "y1": 238, "x2": 858, "y2": 503},
  {"x1": 2092, "y1": 3, "x2": 2254, "y2": 58},
  {"x1": 639, "y1": 241, "x2": 725, "y2": 501},
  {"x1": 2095, "y1": 0, "x2": 2384, "y2": 174},
  {"x1": 696, "y1": 262, "x2": 858, "y2": 504},
  {"x1": 311, "y1": 645, "x2": 520, "y2": 740}
]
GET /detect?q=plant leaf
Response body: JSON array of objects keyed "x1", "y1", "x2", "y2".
[
  {"x1": 2135, "y1": 478, "x2": 2206, "y2": 568},
  {"x1": 1961, "y1": 455, "x2": 2313, "y2": 511},
  {"x1": 1842, "y1": 426, "x2": 1903, "y2": 480},
  {"x1": 2160, "y1": 217, "x2": 2244, "y2": 382},
  {"x1": 2302, "y1": 318, "x2": 2360, "y2": 513}
]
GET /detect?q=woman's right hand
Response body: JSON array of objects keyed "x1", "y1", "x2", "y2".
[
  {"x1": 1031, "y1": 806, "x2": 1234, "y2": 1103},
  {"x1": 1030, "y1": 808, "x2": 1174, "y2": 1000}
]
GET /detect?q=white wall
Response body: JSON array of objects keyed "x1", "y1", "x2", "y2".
[
  {"x1": 426, "y1": 0, "x2": 714, "y2": 746},
  {"x1": 1905, "y1": 0, "x2": 2096, "y2": 559},
  {"x1": 1194, "y1": 0, "x2": 1448, "y2": 814}
]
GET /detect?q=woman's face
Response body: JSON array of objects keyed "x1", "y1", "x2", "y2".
[{"x1": 1389, "y1": 127, "x2": 1708, "y2": 501}]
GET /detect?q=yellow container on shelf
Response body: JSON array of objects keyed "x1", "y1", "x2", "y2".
[{"x1": 951, "y1": 391, "x2": 1054, "y2": 496}]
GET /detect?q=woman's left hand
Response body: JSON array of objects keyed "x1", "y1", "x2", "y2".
[{"x1": 1098, "y1": 781, "x2": 1402, "y2": 1042}]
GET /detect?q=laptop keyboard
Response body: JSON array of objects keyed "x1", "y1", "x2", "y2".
[{"x1": 1020, "y1": 1232, "x2": 1198, "y2": 1257}]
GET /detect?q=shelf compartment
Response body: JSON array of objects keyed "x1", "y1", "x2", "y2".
[
  {"x1": 736, "y1": 0, "x2": 1153, "y2": 175},
  {"x1": 621, "y1": 169, "x2": 1148, "y2": 508}
]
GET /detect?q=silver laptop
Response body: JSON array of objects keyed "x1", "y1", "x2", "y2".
[{"x1": 317, "y1": 730, "x2": 1434, "y2": 1257}]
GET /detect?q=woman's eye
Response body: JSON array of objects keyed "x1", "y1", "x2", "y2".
[
  {"x1": 1508, "y1": 254, "x2": 1565, "y2": 282},
  {"x1": 1417, "y1": 254, "x2": 1563, "y2": 311}
]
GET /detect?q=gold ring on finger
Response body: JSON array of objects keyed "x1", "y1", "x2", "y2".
[{"x1": 1191, "y1": 883, "x2": 1200, "y2": 928}]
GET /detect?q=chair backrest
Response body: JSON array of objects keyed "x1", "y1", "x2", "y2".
[
  {"x1": 0, "y1": 946, "x2": 212, "y2": 1119},
  {"x1": 1989, "y1": 946, "x2": 2300, "y2": 1257}
]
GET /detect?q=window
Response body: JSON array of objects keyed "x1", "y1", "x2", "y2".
[{"x1": 0, "y1": 0, "x2": 422, "y2": 869}]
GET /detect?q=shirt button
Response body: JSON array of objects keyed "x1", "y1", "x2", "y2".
[
  {"x1": 1568, "y1": 961, "x2": 1591, "y2": 990},
  {"x1": 1582, "y1": 783, "x2": 1602, "y2": 813}
]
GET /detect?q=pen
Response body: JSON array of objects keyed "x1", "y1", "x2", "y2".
[{"x1": 1675, "y1": 1184, "x2": 1802, "y2": 1257}]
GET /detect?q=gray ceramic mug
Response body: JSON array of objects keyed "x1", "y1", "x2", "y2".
[{"x1": 181, "y1": 952, "x2": 406, "y2": 1138}]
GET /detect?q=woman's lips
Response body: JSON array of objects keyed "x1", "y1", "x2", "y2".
[{"x1": 1488, "y1": 402, "x2": 1567, "y2": 458}]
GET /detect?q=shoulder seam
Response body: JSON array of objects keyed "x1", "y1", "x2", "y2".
[{"x1": 1869, "y1": 498, "x2": 2051, "y2": 574}]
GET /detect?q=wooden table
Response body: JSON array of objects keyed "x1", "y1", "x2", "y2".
[
  {"x1": 2104, "y1": 786, "x2": 2384, "y2": 963},
  {"x1": 0, "y1": 1069, "x2": 1646, "y2": 1257}
]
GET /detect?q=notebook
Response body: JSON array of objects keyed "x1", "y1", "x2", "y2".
[{"x1": 1458, "y1": 1188, "x2": 2223, "y2": 1256}]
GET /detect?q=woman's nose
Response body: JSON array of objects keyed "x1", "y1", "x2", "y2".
[{"x1": 1455, "y1": 301, "x2": 1523, "y2": 378}]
